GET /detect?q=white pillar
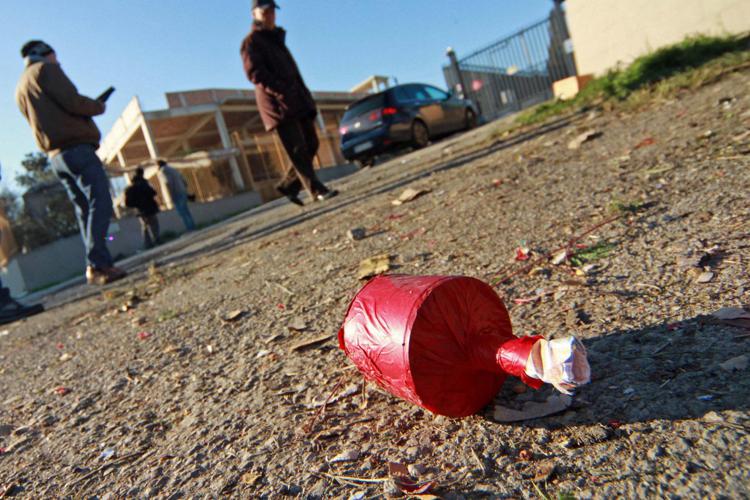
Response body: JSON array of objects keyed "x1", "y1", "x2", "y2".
[
  {"x1": 140, "y1": 118, "x2": 159, "y2": 160},
  {"x1": 117, "y1": 151, "x2": 127, "y2": 169},
  {"x1": 215, "y1": 110, "x2": 245, "y2": 190},
  {"x1": 141, "y1": 119, "x2": 173, "y2": 209}
]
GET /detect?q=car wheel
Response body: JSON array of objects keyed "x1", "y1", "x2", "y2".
[
  {"x1": 411, "y1": 120, "x2": 429, "y2": 149},
  {"x1": 465, "y1": 109, "x2": 478, "y2": 130}
]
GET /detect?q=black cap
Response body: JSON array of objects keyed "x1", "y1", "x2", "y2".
[
  {"x1": 252, "y1": 0, "x2": 279, "y2": 10},
  {"x1": 21, "y1": 40, "x2": 54, "y2": 59}
]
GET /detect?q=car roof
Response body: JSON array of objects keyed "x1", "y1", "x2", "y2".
[{"x1": 347, "y1": 83, "x2": 438, "y2": 109}]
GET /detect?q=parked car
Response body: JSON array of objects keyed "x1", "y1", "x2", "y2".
[{"x1": 339, "y1": 83, "x2": 478, "y2": 167}]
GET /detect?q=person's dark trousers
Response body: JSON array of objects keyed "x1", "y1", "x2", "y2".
[
  {"x1": 139, "y1": 214, "x2": 160, "y2": 249},
  {"x1": 49, "y1": 144, "x2": 114, "y2": 270},
  {"x1": 173, "y1": 196, "x2": 196, "y2": 231},
  {"x1": 276, "y1": 117, "x2": 329, "y2": 198}
]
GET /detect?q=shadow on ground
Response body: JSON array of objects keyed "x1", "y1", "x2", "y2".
[{"x1": 488, "y1": 314, "x2": 749, "y2": 429}]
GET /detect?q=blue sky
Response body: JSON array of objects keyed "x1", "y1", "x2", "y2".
[{"x1": 0, "y1": 0, "x2": 554, "y2": 192}]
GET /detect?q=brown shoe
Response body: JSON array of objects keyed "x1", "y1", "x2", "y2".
[{"x1": 86, "y1": 266, "x2": 127, "y2": 285}]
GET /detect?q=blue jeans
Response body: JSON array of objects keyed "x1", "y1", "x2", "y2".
[
  {"x1": 174, "y1": 196, "x2": 195, "y2": 231},
  {"x1": 50, "y1": 144, "x2": 114, "y2": 269}
]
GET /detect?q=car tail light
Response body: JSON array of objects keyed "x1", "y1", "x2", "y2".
[{"x1": 369, "y1": 107, "x2": 398, "y2": 122}]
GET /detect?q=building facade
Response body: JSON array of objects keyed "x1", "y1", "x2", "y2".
[
  {"x1": 566, "y1": 0, "x2": 750, "y2": 76},
  {"x1": 98, "y1": 88, "x2": 364, "y2": 207}
]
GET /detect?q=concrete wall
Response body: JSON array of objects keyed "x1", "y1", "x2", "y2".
[
  {"x1": 566, "y1": 0, "x2": 750, "y2": 76},
  {"x1": 1, "y1": 190, "x2": 261, "y2": 296},
  {"x1": 0, "y1": 162, "x2": 357, "y2": 297}
]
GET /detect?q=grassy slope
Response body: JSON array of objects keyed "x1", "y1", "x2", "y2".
[{"x1": 515, "y1": 34, "x2": 750, "y2": 126}]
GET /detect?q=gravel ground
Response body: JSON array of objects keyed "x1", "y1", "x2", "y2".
[{"x1": 0, "y1": 70, "x2": 749, "y2": 499}]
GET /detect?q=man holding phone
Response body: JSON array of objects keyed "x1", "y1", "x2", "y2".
[{"x1": 15, "y1": 40, "x2": 126, "y2": 285}]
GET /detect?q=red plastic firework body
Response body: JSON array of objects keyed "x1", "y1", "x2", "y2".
[{"x1": 338, "y1": 275, "x2": 543, "y2": 417}]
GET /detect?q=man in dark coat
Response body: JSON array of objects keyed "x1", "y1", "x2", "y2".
[
  {"x1": 125, "y1": 167, "x2": 160, "y2": 249},
  {"x1": 240, "y1": 0, "x2": 338, "y2": 206}
]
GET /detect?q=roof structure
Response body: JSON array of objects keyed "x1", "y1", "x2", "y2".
[{"x1": 99, "y1": 88, "x2": 363, "y2": 206}]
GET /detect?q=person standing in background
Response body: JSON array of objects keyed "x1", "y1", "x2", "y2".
[
  {"x1": 125, "y1": 167, "x2": 161, "y2": 249},
  {"x1": 15, "y1": 40, "x2": 126, "y2": 285},
  {"x1": 157, "y1": 160, "x2": 195, "y2": 231}
]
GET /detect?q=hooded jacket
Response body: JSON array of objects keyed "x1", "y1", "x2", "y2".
[
  {"x1": 16, "y1": 61, "x2": 105, "y2": 156},
  {"x1": 240, "y1": 24, "x2": 317, "y2": 131}
]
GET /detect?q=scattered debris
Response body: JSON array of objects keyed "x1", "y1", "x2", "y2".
[
  {"x1": 287, "y1": 317, "x2": 308, "y2": 332},
  {"x1": 634, "y1": 137, "x2": 656, "y2": 149},
  {"x1": 137, "y1": 332, "x2": 152, "y2": 341},
  {"x1": 0, "y1": 483, "x2": 19, "y2": 498},
  {"x1": 329, "y1": 449, "x2": 360, "y2": 463},
  {"x1": 99, "y1": 448, "x2": 116, "y2": 460},
  {"x1": 306, "y1": 384, "x2": 360, "y2": 409},
  {"x1": 568, "y1": 130, "x2": 602, "y2": 150},
  {"x1": 515, "y1": 245, "x2": 531, "y2": 261},
  {"x1": 54, "y1": 387, "x2": 70, "y2": 396},
  {"x1": 676, "y1": 243, "x2": 719, "y2": 271},
  {"x1": 387, "y1": 462, "x2": 436, "y2": 495},
  {"x1": 719, "y1": 355, "x2": 748, "y2": 372},
  {"x1": 533, "y1": 461, "x2": 558, "y2": 483},
  {"x1": 512, "y1": 289, "x2": 553, "y2": 305},
  {"x1": 518, "y1": 449, "x2": 533, "y2": 461},
  {"x1": 222, "y1": 309, "x2": 248, "y2": 323},
  {"x1": 290, "y1": 334, "x2": 331, "y2": 352},
  {"x1": 241, "y1": 472, "x2": 262, "y2": 486},
  {"x1": 493, "y1": 394, "x2": 572, "y2": 422},
  {"x1": 59, "y1": 353, "x2": 73, "y2": 362},
  {"x1": 711, "y1": 307, "x2": 750, "y2": 321},
  {"x1": 696, "y1": 271, "x2": 715, "y2": 283},
  {"x1": 347, "y1": 227, "x2": 367, "y2": 241},
  {"x1": 392, "y1": 187, "x2": 431, "y2": 206},
  {"x1": 357, "y1": 254, "x2": 393, "y2": 280},
  {"x1": 551, "y1": 250, "x2": 568, "y2": 265}
]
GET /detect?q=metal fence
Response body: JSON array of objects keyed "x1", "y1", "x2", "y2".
[{"x1": 444, "y1": 6, "x2": 577, "y2": 121}]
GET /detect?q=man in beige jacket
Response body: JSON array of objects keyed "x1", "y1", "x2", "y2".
[{"x1": 16, "y1": 40, "x2": 125, "y2": 285}]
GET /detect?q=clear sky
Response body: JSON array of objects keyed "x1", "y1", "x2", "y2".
[{"x1": 0, "y1": 0, "x2": 554, "y2": 192}]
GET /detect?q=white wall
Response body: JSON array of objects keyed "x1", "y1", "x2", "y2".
[{"x1": 566, "y1": 0, "x2": 750, "y2": 75}]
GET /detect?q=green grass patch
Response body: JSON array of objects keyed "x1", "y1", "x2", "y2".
[
  {"x1": 608, "y1": 199, "x2": 646, "y2": 214},
  {"x1": 157, "y1": 309, "x2": 180, "y2": 322},
  {"x1": 570, "y1": 242, "x2": 616, "y2": 267},
  {"x1": 516, "y1": 34, "x2": 750, "y2": 126}
]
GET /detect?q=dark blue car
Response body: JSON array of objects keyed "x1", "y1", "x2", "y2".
[{"x1": 339, "y1": 83, "x2": 478, "y2": 167}]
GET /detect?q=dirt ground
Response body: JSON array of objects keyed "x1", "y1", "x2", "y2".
[{"x1": 1, "y1": 69, "x2": 749, "y2": 499}]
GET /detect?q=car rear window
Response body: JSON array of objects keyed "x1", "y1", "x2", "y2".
[{"x1": 342, "y1": 94, "x2": 386, "y2": 123}]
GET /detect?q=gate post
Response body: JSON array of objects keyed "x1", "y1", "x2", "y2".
[{"x1": 446, "y1": 47, "x2": 468, "y2": 99}]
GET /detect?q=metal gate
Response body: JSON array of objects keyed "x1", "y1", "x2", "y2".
[{"x1": 444, "y1": 5, "x2": 577, "y2": 121}]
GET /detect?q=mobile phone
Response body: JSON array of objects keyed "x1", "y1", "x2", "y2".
[{"x1": 97, "y1": 86, "x2": 115, "y2": 102}]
